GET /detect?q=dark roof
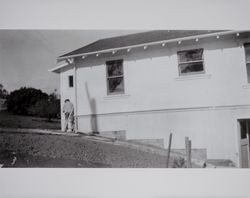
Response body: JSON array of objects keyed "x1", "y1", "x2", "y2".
[{"x1": 59, "y1": 30, "x2": 226, "y2": 58}]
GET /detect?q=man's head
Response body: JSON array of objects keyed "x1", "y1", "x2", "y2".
[{"x1": 65, "y1": 99, "x2": 70, "y2": 103}]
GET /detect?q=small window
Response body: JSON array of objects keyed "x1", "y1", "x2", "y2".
[
  {"x1": 239, "y1": 119, "x2": 250, "y2": 139},
  {"x1": 68, "y1": 75, "x2": 74, "y2": 87},
  {"x1": 177, "y1": 49, "x2": 205, "y2": 75},
  {"x1": 106, "y1": 59, "x2": 124, "y2": 95},
  {"x1": 244, "y1": 43, "x2": 250, "y2": 83}
]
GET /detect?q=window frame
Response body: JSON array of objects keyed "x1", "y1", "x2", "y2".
[
  {"x1": 177, "y1": 48, "x2": 205, "y2": 76},
  {"x1": 68, "y1": 75, "x2": 74, "y2": 88},
  {"x1": 106, "y1": 59, "x2": 125, "y2": 95},
  {"x1": 244, "y1": 43, "x2": 250, "y2": 83}
]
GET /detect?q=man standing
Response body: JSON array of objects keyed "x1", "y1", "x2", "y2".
[{"x1": 62, "y1": 99, "x2": 74, "y2": 132}]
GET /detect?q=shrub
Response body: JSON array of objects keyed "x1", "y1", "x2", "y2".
[
  {"x1": 7, "y1": 87, "x2": 48, "y2": 115},
  {"x1": 172, "y1": 156, "x2": 186, "y2": 168},
  {"x1": 0, "y1": 84, "x2": 8, "y2": 99},
  {"x1": 28, "y1": 96, "x2": 60, "y2": 121}
]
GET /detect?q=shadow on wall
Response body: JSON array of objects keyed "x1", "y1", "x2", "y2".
[{"x1": 85, "y1": 82, "x2": 98, "y2": 133}]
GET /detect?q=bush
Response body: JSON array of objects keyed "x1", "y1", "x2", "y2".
[
  {"x1": 172, "y1": 156, "x2": 186, "y2": 168},
  {"x1": 28, "y1": 98, "x2": 60, "y2": 121},
  {"x1": 0, "y1": 84, "x2": 8, "y2": 99},
  {"x1": 7, "y1": 87, "x2": 48, "y2": 115}
]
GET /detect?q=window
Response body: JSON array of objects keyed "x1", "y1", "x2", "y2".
[
  {"x1": 68, "y1": 75, "x2": 74, "y2": 87},
  {"x1": 244, "y1": 43, "x2": 250, "y2": 83},
  {"x1": 239, "y1": 119, "x2": 250, "y2": 139},
  {"x1": 106, "y1": 59, "x2": 124, "y2": 94},
  {"x1": 177, "y1": 49, "x2": 205, "y2": 75}
]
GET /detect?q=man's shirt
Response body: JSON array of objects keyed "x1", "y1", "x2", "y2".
[{"x1": 63, "y1": 102, "x2": 74, "y2": 113}]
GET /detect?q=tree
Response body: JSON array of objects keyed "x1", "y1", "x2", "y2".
[
  {"x1": 28, "y1": 89, "x2": 60, "y2": 121},
  {"x1": 28, "y1": 99, "x2": 60, "y2": 121},
  {"x1": 0, "y1": 84, "x2": 8, "y2": 99},
  {"x1": 7, "y1": 87, "x2": 48, "y2": 115}
]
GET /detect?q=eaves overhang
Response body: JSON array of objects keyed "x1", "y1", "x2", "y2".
[{"x1": 49, "y1": 30, "x2": 249, "y2": 73}]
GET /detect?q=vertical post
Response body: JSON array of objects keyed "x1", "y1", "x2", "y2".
[
  {"x1": 185, "y1": 137, "x2": 192, "y2": 168},
  {"x1": 166, "y1": 133, "x2": 172, "y2": 168},
  {"x1": 74, "y1": 63, "x2": 78, "y2": 133},
  {"x1": 188, "y1": 139, "x2": 192, "y2": 168},
  {"x1": 247, "y1": 121, "x2": 250, "y2": 167}
]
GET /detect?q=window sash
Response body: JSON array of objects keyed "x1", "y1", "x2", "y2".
[
  {"x1": 178, "y1": 62, "x2": 205, "y2": 75},
  {"x1": 246, "y1": 63, "x2": 250, "y2": 83},
  {"x1": 106, "y1": 59, "x2": 124, "y2": 94},
  {"x1": 178, "y1": 49, "x2": 203, "y2": 63},
  {"x1": 178, "y1": 49, "x2": 204, "y2": 75},
  {"x1": 107, "y1": 77, "x2": 124, "y2": 94},
  {"x1": 178, "y1": 60, "x2": 204, "y2": 65},
  {"x1": 107, "y1": 60, "x2": 124, "y2": 77},
  {"x1": 107, "y1": 75, "x2": 124, "y2": 79},
  {"x1": 244, "y1": 44, "x2": 250, "y2": 63}
]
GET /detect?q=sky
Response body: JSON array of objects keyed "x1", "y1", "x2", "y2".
[{"x1": 0, "y1": 30, "x2": 139, "y2": 94}]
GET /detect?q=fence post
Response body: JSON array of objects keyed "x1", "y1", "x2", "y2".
[
  {"x1": 185, "y1": 137, "x2": 192, "y2": 168},
  {"x1": 166, "y1": 133, "x2": 172, "y2": 168}
]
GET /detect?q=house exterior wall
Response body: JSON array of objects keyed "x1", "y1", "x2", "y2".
[
  {"x1": 60, "y1": 37, "x2": 250, "y2": 166},
  {"x1": 60, "y1": 65, "x2": 75, "y2": 130}
]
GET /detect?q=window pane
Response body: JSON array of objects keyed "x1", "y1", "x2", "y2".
[
  {"x1": 178, "y1": 49, "x2": 203, "y2": 63},
  {"x1": 179, "y1": 62, "x2": 204, "y2": 74},
  {"x1": 245, "y1": 44, "x2": 250, "y2": 62},
  {"x1": 247, "y1": 63, "x2": 250, "y2": 83},
  {"x1": 69, "y1": 75, "x2": 73, "y2": 87},
  {"x1": 240, "y1": 120, "x2": 247, "y2": 139},
  {"x1": 107, "y1": 60, "x2": 123, "y2": 77},
  {"x1": 108, "y1": 77, "x2": 124, "y2": 93}
]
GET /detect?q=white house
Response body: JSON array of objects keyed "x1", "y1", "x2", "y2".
[{"x1": 50, "y1": 30, "x2": 250, "y2": 167}]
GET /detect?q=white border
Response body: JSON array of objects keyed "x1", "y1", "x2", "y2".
[{"x1": 1, "y1": 0, "x2": 250, "y2": 198}]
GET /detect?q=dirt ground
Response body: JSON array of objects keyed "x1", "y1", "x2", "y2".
[
  {"x1": 0, "y1": 149, "x2": 110, "y2": 168},
  {"x1": 0, "y1": 110, "x2": 60, "y2": 129},
  {"x1": 0, "y1": 131, "x2": 174, "y2": 168}
]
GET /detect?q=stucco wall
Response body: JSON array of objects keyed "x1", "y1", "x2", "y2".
[
  {"x1": 71, "y1": 38, "x2": 250, "y2": 115},
  {"x1": 60, "y1": 37, "x2": 250, "y2": 166},
  {"x1": 60, "y1": 66, "x2": 75, "y2": 130}
]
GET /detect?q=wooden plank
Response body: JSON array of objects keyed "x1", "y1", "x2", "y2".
[
  {"x1": 166, "y1": 133, "x2": 172, "y2": 168},
  {"x1": 188, "y1": 139, "x2": 192, "y2": 168},
  {"x1": 185, "y1": 137, "x2": 192, "y2": 168}
]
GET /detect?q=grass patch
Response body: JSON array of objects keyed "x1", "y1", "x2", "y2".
[{"x1": 0, "y1": 110, "x2": 60, "y2": 130}]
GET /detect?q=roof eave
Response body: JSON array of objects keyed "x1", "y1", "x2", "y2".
[
  {"x1": 58, "y1": 30, "x2": 246, "y2": 61},
  {"x1": 49, "y1": 62, "x2": 69, "y2": 73},
  {"x1": 50, "y1": 30, "x2": 249, "y2": 73}
]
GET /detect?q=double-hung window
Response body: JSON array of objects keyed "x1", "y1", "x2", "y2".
[
  {"x1": 244, "y1": 43, "x2": 250, "y2": 83},
  {"x1": 106, "y1": 59, "x2": 124, "y2": 95},
  {"x1": 177, "y1": 49, "x2": 205, "y2": 76}
]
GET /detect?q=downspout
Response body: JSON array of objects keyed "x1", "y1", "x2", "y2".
[{"x1": 74, "y1": 62, "x2": 78, "y2": 132}]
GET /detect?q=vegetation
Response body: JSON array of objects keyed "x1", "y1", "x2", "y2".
[
  {"x1": 7, "y1": 87, "x2": 48, "y2": 115},
  {"x1": 6, "y1": 87, "x2": 60, "y2": 121},
  {"x1": 0, "y1": 84, "x2": 8, "y2": 99},
  {"x1": 172, "y1": 156, "x2": 186, "y2": 168},
  {"x1": 0, "y1": 110, "x2": 60, "y2": 129},
  {"x1": 28, "y1": 92, "x2": 60, "y2": 121}
]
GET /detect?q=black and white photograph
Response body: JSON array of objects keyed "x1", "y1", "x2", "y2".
[
  {"x1": 1, "y1": 0, "x2": 250, "y2": 198},
  {"x1": 1, "y1": 29, "x2": 250, "y2": 168}
]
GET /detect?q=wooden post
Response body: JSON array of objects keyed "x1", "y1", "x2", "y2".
[
  {"x1": 185, "y1": 137, "x2": 192, "y2": 168},
  {"x1": 188, "y1": 139, "x2": 192, "y2": 168},
  {"x1": 166, "y1": 133, "x2": 172, "y2": 168}
]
